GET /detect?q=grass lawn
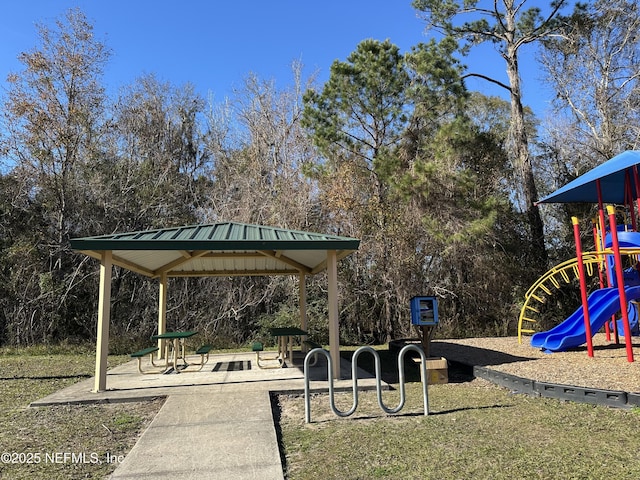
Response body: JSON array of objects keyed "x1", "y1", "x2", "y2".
[
  {"x1": 0, "y1": 347, "x2": 163, "y2": 480},
  {"x1": 2, "y1": 345, "x2": 640, "y2": 479},
  {"x1": 278, "y1": 359, "x2": 640, "y2": 479}
]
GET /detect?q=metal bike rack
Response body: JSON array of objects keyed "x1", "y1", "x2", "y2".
[{"x1": 303, "y1": 344, "x2": 429, "y2": 423}]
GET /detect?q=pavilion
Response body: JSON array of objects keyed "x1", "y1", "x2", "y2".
[{"x1": 70, "y1": 222, "x2": 360, "y2": 392}]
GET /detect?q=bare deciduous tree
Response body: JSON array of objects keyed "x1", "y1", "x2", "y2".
[
  {"x1": 0, "y1": 9, "x2": 110, "y2": 344},
  {"x1": 540, "y1": 0, "x2": 640, "y2": 161}
]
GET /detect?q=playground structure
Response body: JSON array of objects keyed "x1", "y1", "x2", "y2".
[
  {"x1": 518, "y1": 231, "x2": 640, "y2": 345},
  {"x1": 519, "y1": 151, "x2": 640, "y2": 362}
]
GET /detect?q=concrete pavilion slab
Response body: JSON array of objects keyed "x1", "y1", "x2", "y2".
[{"x1": 30, "y1": 350, "x2": 384, "y2": 407}]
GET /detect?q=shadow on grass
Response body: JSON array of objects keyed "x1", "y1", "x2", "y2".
[
  {"x1": 303, "y1": 403, "x2": 514, "y2": 424},
  {"x1": 431, "y1": 403, "x2": 514, "y2": 415}
]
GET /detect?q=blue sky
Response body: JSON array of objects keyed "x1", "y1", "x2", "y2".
[{"x1": 0, "y1": 0, "x2": 550, "y2": 113}]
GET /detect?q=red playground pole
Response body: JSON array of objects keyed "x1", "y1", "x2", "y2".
[
  {"x1": 572, "y1": 217, "x2": 594, "y2": 357},
  {"x1": 606, "y1": 205, "x2": 635, "y2": 362}
]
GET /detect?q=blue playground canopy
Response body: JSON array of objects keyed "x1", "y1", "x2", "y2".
[{"x1": 536, "y1": 150, "x2": 640, "y2": 204}]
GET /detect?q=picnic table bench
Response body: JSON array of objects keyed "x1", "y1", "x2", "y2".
[
  {"x1": 252, "y1": 342, "x2": 283, "y2": 369},
  {"x1": 130, "y1": 346, "x2": 162, "y2": 374},
  {"x1": 189, "y1": 344, "x2": 213, "y2": 371}
]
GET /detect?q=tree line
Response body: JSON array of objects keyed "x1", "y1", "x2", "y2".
[{"x1": 1, "y1": 1, "x2": 640, "y2": 351}]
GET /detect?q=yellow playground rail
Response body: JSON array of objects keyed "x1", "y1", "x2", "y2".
[{"x1": 517, "y1": 248, "x2": 640, "y2": 343}]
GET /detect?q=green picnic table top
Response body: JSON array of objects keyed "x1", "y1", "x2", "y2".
[{"x1": 151, "y1": 330, "x2": 198, "y2": 340}]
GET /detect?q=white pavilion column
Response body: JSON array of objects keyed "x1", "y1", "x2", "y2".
[
  {"x1": 94, "y1": 251, "x2": 112, "y2": 392},
  {"x1": 327, "y1": 250, "x2": 340, "y2": 379},
  {"x1": 299, "y1": 273, "x2": 308, "y2": 346},
  {"x1": 157, "y1": 273, "x2": 168, "y2": 357}
]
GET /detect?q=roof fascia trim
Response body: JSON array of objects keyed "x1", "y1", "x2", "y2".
[{"x1": 70, "y1": 238, "x2": 360, "y2": 251}]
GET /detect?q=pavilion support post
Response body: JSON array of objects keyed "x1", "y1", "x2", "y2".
[
  {"x1": 157, "y1": 273, "x2": 168, "y2": 358},
  {"x1": 327, "y1": 250, "x2": 340, "y2": 379},
  {"x1": 94, "y1": 251, "x2": 112, "y2": 393},
  {"x1": 299, "y1": 273, "x2": 308, "y2": 350}
]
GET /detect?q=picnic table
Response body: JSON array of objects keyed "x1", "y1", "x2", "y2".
[
  {"x1": 269, "y1": 327, "x2": 307, "y2": 364},
  {"x1": 151, "y1": 330, "x2": 198, "y2": 373}
]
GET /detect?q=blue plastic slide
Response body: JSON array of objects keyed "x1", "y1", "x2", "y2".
[{"x1": 530, "y1": 285, "x2": 640, "y2": 352}]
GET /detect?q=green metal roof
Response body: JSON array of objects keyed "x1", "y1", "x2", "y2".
[{"x1": 71, "y1": 222, "x2": 360, "y2": 278}]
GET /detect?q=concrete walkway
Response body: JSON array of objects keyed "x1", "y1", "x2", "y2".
[
  {"x1": 110, "y1": 391, "x2": 283, "y2": 479},
  {"x1": 31, "y1": 351, "x2": 384, "y2": 480}
]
